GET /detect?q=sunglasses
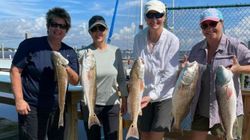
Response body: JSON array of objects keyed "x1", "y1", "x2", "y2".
[
  {"x1": 200, "y1": 21, "x2": 219, "y2": 30},
  {"x1": 146, "y1": 13, "x2": 164, "y2": 19},
  {"x1": 50, "y1": 22, "x2": 68, "y2": 30},
  {"x1": 90, "y1": 25, "x2": 106, "y2": 32}
]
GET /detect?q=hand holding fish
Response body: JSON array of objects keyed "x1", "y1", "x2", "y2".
[
  {"x1": 141, "y1": 96, "x2": 151, "y2": 109},
  {"x1": 16, "y1": 99, "x2": 31, "y2": 115},
  {"x1": 53, "y1": 51, "x2": 69, "y2": 67},
  {"x1": 179, "y1": 55, "x2": 188, "y2": 69}
]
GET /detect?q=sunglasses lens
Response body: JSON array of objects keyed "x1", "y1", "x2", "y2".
[
  {"x1": 155, "y1": 13, "x2": 164, "y2": 18},
  {"x1": 90, "y1": 25, "x2": 106, "y2": 32},
  {"x1": 146, "y1": 13, "x2": 164, "y2": 19},
  {"x1": 90, "y1": 26, "x2": 98, "y2": 32},
  {"x1": 201, "y1": 21, "x2": 218, "y2": 30},
  {"x1": 98, "y1": 26, "x2": 106, "y2": 32},
  {"x1": 200, "y1": 24, "x2": 208, "y2": 30},
  {"x1": 209, "y1": 21, "x2": 218, "y2": 27},
  {"x1": 50, "y1": 22, "x2": 67, "y2": 30}
]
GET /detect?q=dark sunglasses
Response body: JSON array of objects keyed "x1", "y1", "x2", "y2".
[
  {"x1": 200, "y1": 21, "x2": 219, "y2": 30},
  {"x1": 146, "y1": 12, "x2": 164, "y2": 19},
  {"x1": 50, "y1": 22, "x2": 68, "y2": 30},
  {"x1": 90, "y1": 25, "x2": 106, "y2": 32}
]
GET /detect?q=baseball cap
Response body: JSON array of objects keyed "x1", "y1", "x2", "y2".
[
  {"x1": 145, "y1": 0, "x2": 166, "y2": 14},
  {"x1": 88, "y1": 15, "x2": 108, "y2": 31},
  {"x1": 200, "y1": 8, "x2": 223, "y2": 23}
]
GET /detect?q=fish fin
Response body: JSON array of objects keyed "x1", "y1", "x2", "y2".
[
  {"x1": 88, "y1": 114, "x2": 101, "y2": 129},
  {"x1": 126, "y1": 123, "x2": 139, "y2": 140},
  {"x1": 225, "y1": 86, "x2": 233, "y2": 100},
  {"x1": 140, "y1": 80, "x2": 145, "y2": 93}
]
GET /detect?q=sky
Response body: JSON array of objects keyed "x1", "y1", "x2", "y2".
[{"x1": 0, "y1": 0, "x2": 250, "y2": 50}]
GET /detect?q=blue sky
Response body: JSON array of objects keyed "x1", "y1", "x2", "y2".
[{"x1": 0, "y1": 0, "x2": 249, "y2": 50}]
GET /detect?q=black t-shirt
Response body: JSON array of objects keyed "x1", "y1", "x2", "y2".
[{"x1": 12, "y1": 36, "x2": 79, "y2": 110}]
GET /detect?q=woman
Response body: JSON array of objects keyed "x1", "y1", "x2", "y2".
[
  {"x1": 187, "y1": 8, "x2": 250, "y2": 139},
  {"x1": 79, "y1": 15, "x2": 128, "y2": 140},
  {"x1": 10, "y1": 7, "x2": 79, "y2": 140},
  {"x1": 133, "y1": 0, "x2": 180, "y2": 140}
]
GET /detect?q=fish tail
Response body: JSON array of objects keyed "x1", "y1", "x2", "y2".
[
  {"x1": 58, "y1": 113, "x2": 64, "y2": 128},
  {"x1": 88, "y1": 114, "x2": 101, "y2": 129},
  {"x1": 126, "y1": 122, "x2": 139, "y2": 140}
]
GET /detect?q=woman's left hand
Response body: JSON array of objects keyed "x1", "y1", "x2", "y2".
[{"x1": 141, "y1": 96, "x2": 151, "y2": 109}]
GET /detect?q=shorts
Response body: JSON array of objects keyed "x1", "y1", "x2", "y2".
[
  {"x1": 191, "y1": 114, "x2": 243, "y2": 139},
  {"x1": 138, "y1": 98, "x2": 173, "y2": 132}
]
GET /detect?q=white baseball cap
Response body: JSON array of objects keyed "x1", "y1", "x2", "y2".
[{"x1": 145, "y1": 0, "x2": 166, "y2": 14}]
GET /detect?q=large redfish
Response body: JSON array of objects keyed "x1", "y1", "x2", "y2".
[
  {"x1": 172, "y1": 61, "x2": 199, "y2": 131},
  {"x1": 79, "y1": 49, "x2": 100, "y2": 129},
  {"x1": 126, "y1": 57, "x2": 145, "y2": 140},
  {"x1": 215, "y1": 65, "x2": 237, "y2": 140},
  {"x1": 51, "y1": 51, "x2": 68, "y2": 127}
]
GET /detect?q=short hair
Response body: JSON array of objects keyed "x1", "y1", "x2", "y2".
[{"x1": 46, "y1": 7, "x2": 71, "y2": 32}]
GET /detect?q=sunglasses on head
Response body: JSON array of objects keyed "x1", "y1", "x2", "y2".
[
  {"x1": 146, "y1": 12, "x2": 164, "y2": 19},
  {"x1": 50, "y1": 22, "x2": 68, "y2": 30},
  {"x1": 90, "y1": 25, "x2": 106, "y2": 32},
  {"x1": 200, "y1": 21, "x2": 219, "y2": 30}
]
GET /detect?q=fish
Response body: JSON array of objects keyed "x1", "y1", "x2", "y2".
[
  {"x1": 172, "y1": 61, "x2": 199, "y2": 131},
  {"x1": 215, "y1": 65, "x2": 237, "y2": 140},
  {"x1": 79, "y1": 49, "x2": 101, "y2": 129},
  {"x1": 126, "y1": 57, "x2": 145, "y2": 140},
  {"x1": 51, "y1": 51, "x2": 68, "y2": 127}
]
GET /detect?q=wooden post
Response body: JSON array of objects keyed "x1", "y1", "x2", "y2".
[
  {"x1": 242, "y1": 90, "x2": 250, "y2": 140},
  {"x1": 117, "y1": 90, "x2": 123, "y2": 140},
  {"x1": 64, "y1": 90, "x2": 81, "y2": 140}
]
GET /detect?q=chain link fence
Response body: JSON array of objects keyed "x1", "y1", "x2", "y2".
[{"x1": 166, "y1": 4, "x2": 250, "y2": 59}]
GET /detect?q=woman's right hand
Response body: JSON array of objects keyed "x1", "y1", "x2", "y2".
[
  {"x1": 179, "y1": 55, "x2": 188, "y2": 69},
  {"x1": 16, "y1": 99, "x2": 31, "y2": 115}
]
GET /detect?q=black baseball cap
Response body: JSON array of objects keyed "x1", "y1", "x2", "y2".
[{"x1": 88, "y1": 15, "x2": 108, "y2": 31}]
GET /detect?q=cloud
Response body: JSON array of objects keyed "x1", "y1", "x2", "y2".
[
  {"x1": 226, "y1": 15, "x2": 250, "y2": 45},
  {"x1": 110, "y1": 22, "x2": 137, "y2": 50}
]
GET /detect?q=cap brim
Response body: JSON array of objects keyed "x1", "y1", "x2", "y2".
[
  {"x1": 89, "y1": 21, "x2": 107, "y2": 30},
  {"x1": 200, "y1": 17, "x2": 220, "y2": 23},
  {"x1": 146, "y1": 7, "x2": 164, "y2": 14}
]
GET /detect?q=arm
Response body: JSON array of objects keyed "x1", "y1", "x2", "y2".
[
  {"x1": 10, "y1": 65, "x2": 30, "y2": 115},
  {"x1": 65, "y1": 66, "x2": 79, "y2": 85}
]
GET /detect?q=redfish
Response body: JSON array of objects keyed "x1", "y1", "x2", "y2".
[
  {"x1": 172, "y1": 61, "x2": 199, "y2": 131},
  {"x1": 215, "y1": 65, "x2": 237, "y2": 140},
  {"x1": 126, "y1": 57, "x2": 145, "y2": 140},
  {"x1": 51, "y1": 51, "x2": 68, "y2": 127},
  {"x1": 79, "y1": 49, "x2": 100, "y2": 129}
]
